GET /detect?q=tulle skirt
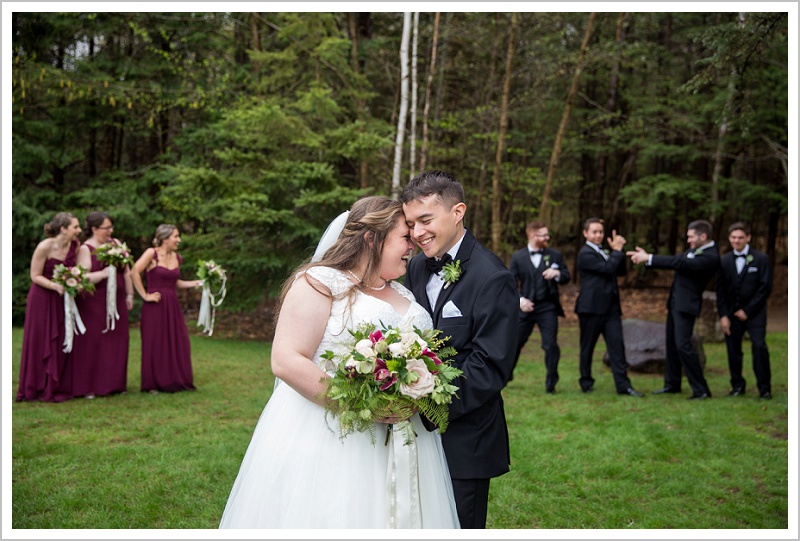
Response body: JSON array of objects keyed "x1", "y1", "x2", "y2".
[{"x1": 219, "y1": 380, "x2": 460, "y2": 529}]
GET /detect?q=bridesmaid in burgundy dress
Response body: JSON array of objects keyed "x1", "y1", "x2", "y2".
[
  {"x1": 131, "y1": 224, "x2": 202, "y2": 394},
  {"x1": 72, "y1": 211, "x2": 135, "y2": 398},
  {"x1": 16, "y1": 212, "x2": 82, "y2": 402}
]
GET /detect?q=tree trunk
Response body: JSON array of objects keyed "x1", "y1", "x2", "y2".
[
  {"x1": 539, "y1": 12, "x2": 596, "y2": 225},
  {"x1": 433, "y1": 13, "x2": 452, "y2": 130},
  {"x1": 490, "y1": 13, "x2": 519, "y2": 253},
  {"x1": 250, "y1": 13, "x2": 261, "y2": 73},
  {"x1": 409, "y1": 12, "x2": 420, "y2": 179},
  {"x1": 711, "y1": 12, "x2": 745, "y2": 224},
  {"x1": 593, "y1": 12, "x2": 628, "y2": 218},
  {"x1": 419, "y1": 12, "x2": 440, "y2": 173},
  {"x1": 391, "y1": 12, "x2": 412, "y2": 199},
  {"x1": 473, "y1": 12, "x2": 502, "y2": 240},
  {"x1": 349, "y1": 13, "x2": 370, "y2": 189}
]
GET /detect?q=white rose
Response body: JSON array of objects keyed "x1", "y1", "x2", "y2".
[
  {"x1": 399, "y1": 359, "x2": 435, "y2": 400},
  {"x1": 355, "y1": 339, "x2": 376, "y2": 359},
  {"x1": 400, "y1": 332, "x2": 426, "y2": 350},
  {"x1": 388, "y1": 342, "x2": 407, "y2": 357}
]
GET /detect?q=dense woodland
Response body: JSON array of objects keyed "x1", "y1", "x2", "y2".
[{"x1": 11, "y1": 12, "x2": 789, "y2": 322}]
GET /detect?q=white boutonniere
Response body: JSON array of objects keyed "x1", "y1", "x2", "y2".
[
  {"x1": 543, "y1": 254, "x2": 551, "y2": 266},
  {"x1": 603, "y1": 249, "x2": 610, "y2": 256},
  {"x1": 745, "y1": 254, "x2": 754, "y2": 264},
  {"x1": 441, "y1": 260, "x2": 462, "y2": 289}
]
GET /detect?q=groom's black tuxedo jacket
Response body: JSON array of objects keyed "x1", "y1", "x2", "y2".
[
  {"x1": 651, "y1": 244, "x2": 720, "y2": 316},
  {"x1": 508, "y1": 246, "x2": 569, "y2": 316},
  {"x1": 404, "y1": 230, "x2": 518, "y2": 480},
  {"x1": 716, "y1": 248, "x2": 772, "y2": 320},
  {"x1": 574, "y1": 245, "x2": 627, "y2": 315}
]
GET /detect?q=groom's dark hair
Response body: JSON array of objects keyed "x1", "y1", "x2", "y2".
[{"x1": 400, "y1": 170, "x2": 465, "y2": 209}]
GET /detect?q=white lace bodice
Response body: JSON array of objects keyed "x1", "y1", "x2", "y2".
[{"x1": 305, "y1": 266, "x2": 433, "y2": 375}]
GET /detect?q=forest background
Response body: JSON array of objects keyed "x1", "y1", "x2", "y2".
[{"x1": 8, "y1": 9, "x2": 790, "y2": 330}]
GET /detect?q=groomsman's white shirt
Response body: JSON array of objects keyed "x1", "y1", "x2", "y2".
[{"x1": 733, "y1": 244, "x2": 750, "y2": 274}]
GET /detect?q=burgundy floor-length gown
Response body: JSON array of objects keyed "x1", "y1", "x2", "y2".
[
  {"x1": 140, "y1": 252, "x2": 195, "y2": 393},
  {"x1": 72, "y1": 245, "x2": 129, "y2": 397},
  {"x1": 16, "y1": 240, "x2": 79, "y2": 402}
]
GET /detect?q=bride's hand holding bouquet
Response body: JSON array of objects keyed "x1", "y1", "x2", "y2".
[{"x1": 321, "y1": 322, "x2": 463, "y2": 445}]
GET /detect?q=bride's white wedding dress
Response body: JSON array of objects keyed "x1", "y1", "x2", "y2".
[{"x1": 219, "y1": 267, "x2": 460, "y2": 529}]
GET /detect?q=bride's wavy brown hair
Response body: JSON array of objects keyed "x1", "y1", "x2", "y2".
[{"x1": 276, "y1": 195, "x2": 405, "y2": 316}]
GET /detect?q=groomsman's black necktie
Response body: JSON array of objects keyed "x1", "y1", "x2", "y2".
[{"x1": 425, "y1": 253, "x2": 452, "y2": 274}]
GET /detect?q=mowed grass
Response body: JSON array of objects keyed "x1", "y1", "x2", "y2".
[{"x1": 9, "y1": 325, "x2": 789, "y2": 530}]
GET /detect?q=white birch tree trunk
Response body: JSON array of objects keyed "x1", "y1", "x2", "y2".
[{"x1": 392, "y1": 12, "x2": 412, "y2": 199}]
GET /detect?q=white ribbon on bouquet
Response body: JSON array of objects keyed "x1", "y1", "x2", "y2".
[
  {"x1": 197, "y1": 275, "x2": 227, "y2": 336},
  {"x1": 102, "y1": 265, "x2": 120, "y2": 333},
  {"x1": 62, "y1": 293, "x2": 86, "y2": 353},
  {"x1": 385, "y1": 420, "x2": 423, "y2": 528}
]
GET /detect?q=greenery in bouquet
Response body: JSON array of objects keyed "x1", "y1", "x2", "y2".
[
  {"x1": 321, "y1": 322, "x2": 463, "y2": 444},
  {"x1": 52, "y1": 264, "x2": 96, "y2": 297},
  {"x1": 197, "y1": 260, "x2": 227, "y2": 293},
  {"x1": 95, "y1": 238, "x2": 135, "y2": 268}
]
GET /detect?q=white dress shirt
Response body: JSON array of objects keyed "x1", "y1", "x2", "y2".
[
  {"x1": 734, "y1": 244, "x2": 750, "y2": 274},
  {"x1": 426, "y1": 232, "x2": 466, "y2": 309}
]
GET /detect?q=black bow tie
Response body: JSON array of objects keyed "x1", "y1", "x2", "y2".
[
  {"x1": 530, "y1": 250, "x2": 544, "y2": 256},
  {"x1": 734, "y1": 253, "x2": 747, "y2": 258},
  {"x1": 425, "y1": 253, "x2": 452, "y2": 274}
]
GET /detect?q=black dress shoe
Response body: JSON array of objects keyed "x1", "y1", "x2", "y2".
[
  {"x1": 582, "y1": 387, "x2": 594, "y2": 393},
  {"x1": 619, "y1": 387, "x2": 645, "y2": 397},
  {"x1": 652, "y1": 387, "x2": 681, "y2": 395},
  {"x1": 545, "y1": 388, "x2": 556, "y2": 394},
  {"x1": 760, "y1": 391, "x2": 772, "y2": 399},
  {"x1": 728, "y1": 388, "x2": 745, "y2": 397},
  {"x1": 687, "y1": 392, "x2": 711, "y2": 400}
]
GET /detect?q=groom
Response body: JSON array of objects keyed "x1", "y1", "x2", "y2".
[{"x1": 401, "y1": 170, "x2": 519, "y2": 529}]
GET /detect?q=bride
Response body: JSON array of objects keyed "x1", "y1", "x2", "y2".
[{"x1": 219, "y1": 196, "x2": 460, "y2": 529}]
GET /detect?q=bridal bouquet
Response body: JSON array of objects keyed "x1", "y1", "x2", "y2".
[
  {"x1": 196, "y1": 260, "x2": 228, "y2": 336},
  {"x1": 321, "y1": 322, "x2": 463, "y2": 444},
  {"x1": 95, "y1": 238, "x2": 134, "y2": 332},
  {"x1": 51, "y1": 264, "x2": 95, "y2": 352}
]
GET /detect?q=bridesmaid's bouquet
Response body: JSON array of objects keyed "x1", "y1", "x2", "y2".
[
  {"x1": 95, "y1": 238, "x2": 134, "y2": 268},
  {"x1": 196, "y1": 260, "x2": 228, "y2": 336},
  {"x1": 321, "y1": 323, "x2": 463, "y2": 444},
  {"x1": 51, "y1": 264, "x2": 95, "y2": 352},
  {"x1": 95, "y1": 238, "x2": 134, "y2": 332},
  {"x1": 52, "y1": 263, "x2": 95, "y2": 297}
]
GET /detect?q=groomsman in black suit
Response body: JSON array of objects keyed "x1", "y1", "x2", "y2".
[
  {"x1": 402, "y1": 170, "x2": 518, "y2": 529},
  {"x1": 716, "y1": 222, "x2": 773, "y2": 399},
  {"x1": 628, "y1": 219, "x2": 721, "y2": 400},
  {"x1": 508, "y1": 221, "x2": 570, "y2": 390},
  {"x1": 575, "y1": 218, "x2": 643, "y2": 396}
]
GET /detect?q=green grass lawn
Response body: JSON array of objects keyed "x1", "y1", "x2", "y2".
[{"x1": 9, "y1": 325, "x2": 789, "y2": 530}]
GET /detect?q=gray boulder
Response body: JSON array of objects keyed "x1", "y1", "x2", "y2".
[{"x1": 603, "y1": 318, "x2": 706, "y2": 373}]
